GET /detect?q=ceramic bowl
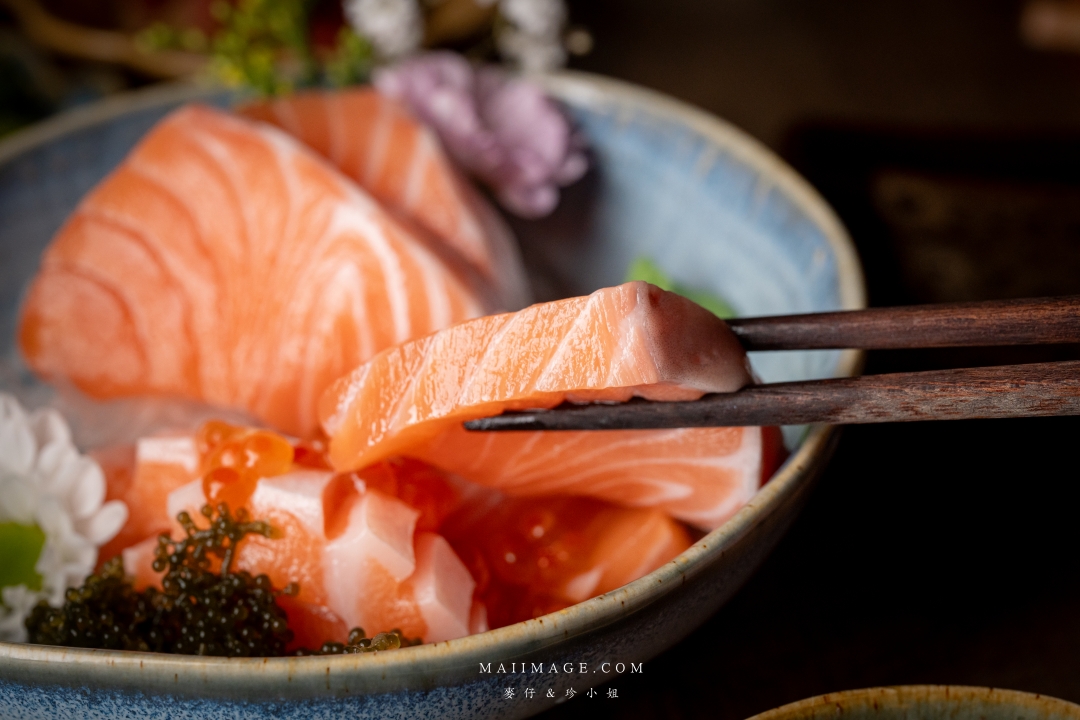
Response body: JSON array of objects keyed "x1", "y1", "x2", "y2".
[
  {"x1": 747, "y1": 686, "x2": 1080, "y2": 720},
  {"x1": 0, "y1": 72, "x2": 865, "y2": 719}
]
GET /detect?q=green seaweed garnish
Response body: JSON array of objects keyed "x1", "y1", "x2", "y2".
[
  {"x1": 296, "y1": 626, "x2": 423, "y2": 656},
  {"x1": 26, "y1": 504, "x2": 293, "y2": 656},
  {"x1": 0, "y1": 522, "x2": 46, "y2": 592},
  {"x1": 626, "y1": 257, "x2": 737, "y2": 319},
  {"x1": 24, "y1": 503, "x2": 420, "y2": 656}
]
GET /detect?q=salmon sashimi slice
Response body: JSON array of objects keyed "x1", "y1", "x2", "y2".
[
  {"x1": 234, "y1": 469, "x2": 341, "y2": 608},
  {"x1": 18, "y1": 104, "x2": 491, "y2": 437},
  {"x1": 319, "y1": 281, "x2": 771, "y2": 528},
  {"x1": 443, "y1": 493, "x2": 692, "y2": 629},
  {"x1": 415, "y1": 424, "x2": 779, "y2": 531},
  {"x1": 96, "y1": 435, "x2": 199, "y2": 565},
  {"x1": 238, "y1": 88, "x2": 530, "y2": 309},
  {"x1": 405, "y1": 531, "x2": 476, "y2": 642}
]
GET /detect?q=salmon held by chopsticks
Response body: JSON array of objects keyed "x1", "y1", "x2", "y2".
[{"x1": 320, "y1": 282, "x2": 784, "y2": 530}]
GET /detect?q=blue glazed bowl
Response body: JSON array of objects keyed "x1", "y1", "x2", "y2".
[{"x1": 0, "y1": 73, "x2": 865, "y2": 719}]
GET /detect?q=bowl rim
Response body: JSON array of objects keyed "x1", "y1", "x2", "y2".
[
  {"x1": 0, "y1": 71, "x2": 867, "y2": 695},
  {"x1": 745, "y1": 685, "x2": 1080, "y2": 720}
]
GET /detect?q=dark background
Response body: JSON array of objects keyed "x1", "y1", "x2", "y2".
[
  {"x1": 4, "y1": 1, "x2": 1080, "y2": 717},
  {"x1": 539, "y1": 1, "x2": 1080, "y2": 718}
]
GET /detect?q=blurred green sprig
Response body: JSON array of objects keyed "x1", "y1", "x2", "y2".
[
  {"x1": 132, "y1": 0, "x2": 373, "y2": 96},
  {"x1": 138, "y1": 22, "x2": 209, "y2": 53},
  {"x1": 324, "y1": 28, "x2": 374, "y2": 88},
  {"x1": 209, "y1": 0, "x2": 316, "y2": 96}
]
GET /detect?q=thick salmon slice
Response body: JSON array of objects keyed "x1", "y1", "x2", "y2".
[
  {"x1": 238, "y1": 88, "x2": 529, "y2": 309},
  {"x1": 320, "y1": 281, "x2": 772, "y2": 528},
  {"x1": 417, "y1": 424, "x2": 779, "y2": 531},
  {"x1": 19, "y1": 104, "x2": 490, "y2": 437}
]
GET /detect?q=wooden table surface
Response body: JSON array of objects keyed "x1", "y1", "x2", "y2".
[{"x1": 540, "y1": 1, "x2": 1080, "y2": 717}]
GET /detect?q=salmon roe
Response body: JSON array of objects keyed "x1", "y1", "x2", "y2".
[
  {"x1": 443, "y1": 496, "x2": 611, "y2": 629},
  {"x1": 350, "y1": 457, "x2": 460, "y2": 533},
  {"x1": 293, "y1": 436, "x2": 332, "y2": 470},
  {"x1": 194, "y1": 422, "x2": 461, "y2": 532},
  {"x1": 196, "y1": 421, "x2": 295, "y2": 510}
]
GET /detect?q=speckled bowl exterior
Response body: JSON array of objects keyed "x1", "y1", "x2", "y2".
[
  {"x1": 747, "y1": 686, "x2": 1080, "y2": 720},
  {"x1": 0, "y1": 73, "x2": 865, "y2": 719}
]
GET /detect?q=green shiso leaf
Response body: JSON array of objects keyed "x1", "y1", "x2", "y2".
[
  {"x1": 0, "y1": 522, "x2": 45, "y2": 592},
  {"x1": 625, "y1": 257, "x2": 674, "y2": 290},
  {"x1": 625, "y1": 257, "x2": 737, "y2": 319},
  {"x1": 678, "y1": 287, "x2": 737, "y2": 320}
]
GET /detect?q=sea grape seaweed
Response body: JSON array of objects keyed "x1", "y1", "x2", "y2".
[
  {"x1": 24, "y1": 503, "x2": 420, "y2": 656},
  {"x1": 24, "y1": 557, "x2": 159, "y2": 652},
  {"x1": 295, "y1": 627, "x2": 423, "y2": 656},
  {"x1": 25, "y1": 503, "x2": 294, "y2": 656}
]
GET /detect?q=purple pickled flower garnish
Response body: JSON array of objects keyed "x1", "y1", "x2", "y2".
[{"x1": 373, "y1": 51, "x2": 588, "y2": 218}]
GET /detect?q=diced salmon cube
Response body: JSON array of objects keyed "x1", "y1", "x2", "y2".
[{"x1": 407, "y1": 532, "x2": 475, "y2": 643}]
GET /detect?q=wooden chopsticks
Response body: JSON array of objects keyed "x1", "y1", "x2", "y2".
[
  {"x1": 726, "y1": 295, "x2": 1080, "y2": 350},
  {"x1": 465, "y1": 296, "x2": 1080, "y2": 432},
  {"x1": 465, "y1": 361, "x2": 1080, "y2": 430}
]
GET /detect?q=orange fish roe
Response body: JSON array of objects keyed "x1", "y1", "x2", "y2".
[
  {"x1": 292, "y1": 435, "x2": 333, "y2": 470},
  {"x1": 196, "y1": 421, "x2": 295, "y2": 511},
  {"x1": 349, "y1": 457, "x2": 461, "y2": 533},
  {"x1": 443, "y1": 495, "x2": 691, "y2": 629},
  {"x1": 191, "y1": 422, "x2": 460, "y2": 533}
]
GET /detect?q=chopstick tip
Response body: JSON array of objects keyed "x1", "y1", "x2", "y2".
[{"x1": 464, "y1": 413, "x2": 540, "y2": 432}]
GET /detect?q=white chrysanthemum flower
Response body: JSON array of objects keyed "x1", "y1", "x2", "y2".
[
  {"x1": 496, "y1": 0, "x2": 567, "y2": 71},
  {"x1": 0, "y1": 586, "x2": 40, "y2": 641},
  {"x1": 497, "y1": 27, "x2": 566, "y2": 72},
  {"x1": 0, "y1": 394, "x2": 128, "y2": 642},
  {"x1": 345, "y1": 0, "x2": 424, "y2": 60},
  {"x1": 500, "y1": 0, "x2": 565, "y2": 39}
]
